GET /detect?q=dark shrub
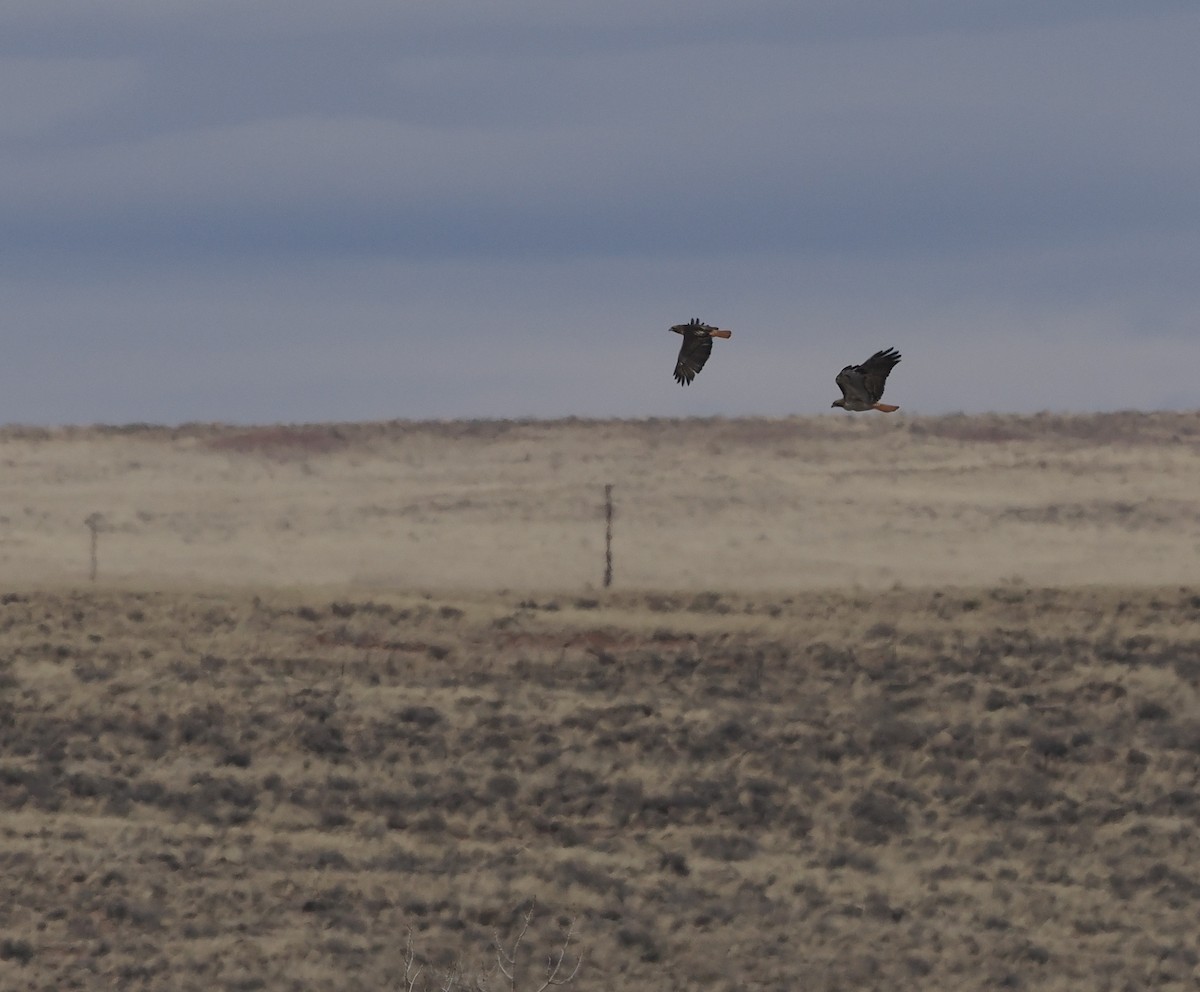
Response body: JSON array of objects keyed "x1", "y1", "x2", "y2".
[
  {"x1": 397, "y1": 705, "x2": 442, "y2": 728},
  {"x1": 0, "y1": 939, "x2": 34, "y2": 964},
  {"x1": 659, "y1": 851, "x2": 690, "y2": 876},
  {"x1": 850, "y1": 789, "x2": 908, "y2": 844},
  {"x1": 485, "y1": 774, "x2": 519, "y2": 801},
  {"x1": 1136, "y1": 700, "x2": 1170, "y2": 721},
  {"x1": 869, "y1": 718, "x2": 926, "y2": 751},
  {"x1": 692, "y1": 833, "x2": 759, "y2": 862}
]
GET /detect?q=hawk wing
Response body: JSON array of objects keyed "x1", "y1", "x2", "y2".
[
  {"x1": 837, "y1": 347, "x2": 901, "y2": 404},
  {"x1": 673, "y1": 326, "x2": 714, "y2": 386}
]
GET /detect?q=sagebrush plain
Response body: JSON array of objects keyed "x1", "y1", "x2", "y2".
[
  {"x1": 5, "y1": 411, "x2": 1200, "y2": 590},
  {"x1": 2, "y1": 414, "x2": 1200, "y2": 990}
]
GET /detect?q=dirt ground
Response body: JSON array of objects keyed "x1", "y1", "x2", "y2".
[
  {"x1": 3, "y1": 411, "x2": 1200, "y2": 591},
  {"x1": 1, "y1": 415, "x2": 1199, "y2": 989}
]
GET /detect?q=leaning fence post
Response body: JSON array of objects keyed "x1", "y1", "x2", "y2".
[
  {"x1": 603, "y1": 484, "x2": 614, "y2": 588},
  {"x1": 84, "y1": 513, "x2": 104, "y2": 582}
]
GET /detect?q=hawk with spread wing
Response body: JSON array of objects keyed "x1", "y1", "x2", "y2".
[
  {"x1": 671, "y1": 318, "x2": 732, "y2": 385},
  {"x1": 831, "y1": 347, "x2": 902, "y2": 412}
]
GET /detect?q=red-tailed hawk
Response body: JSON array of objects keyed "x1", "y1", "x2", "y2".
[
  {"x1": 671, "y1": 318, "x2": 732, "y2": 385},
  {"x1": 831, "y1": 347, "x2": 902, "y2": 412}
]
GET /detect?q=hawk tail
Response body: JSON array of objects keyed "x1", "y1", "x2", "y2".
[
  {"x1": 872, "y1": 403, "x2": 899, "y2": 413},
  {"x1": 710, "y1": 329, "x2": 732, "y2": 339}
]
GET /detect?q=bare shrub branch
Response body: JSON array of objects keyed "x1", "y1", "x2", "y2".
[
  {"x1": 487, "y1": 901, "x2": 582, "y2": 992},
  {"x1": 404, "y1": 930, "x2": 425, "y2": 992},
  {"x1": 402, "y1": 902, "x2": 582, "y2": 992}
]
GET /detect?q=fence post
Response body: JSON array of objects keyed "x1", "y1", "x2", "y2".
[
  {"x1": 84, "y1": 513, "x2": 103, "y2": 582},
  {"x1": 603, "y1": 484, "x2": 614, "y2": 588}
]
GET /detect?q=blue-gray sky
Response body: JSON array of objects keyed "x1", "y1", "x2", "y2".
[{"x1": 3, "y1": 2, "x2": 1198, "y2": 423}]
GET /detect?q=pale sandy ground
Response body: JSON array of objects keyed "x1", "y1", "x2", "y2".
[{"x1": 2, "y1": 411, "x2": 1199, "y2": 591}]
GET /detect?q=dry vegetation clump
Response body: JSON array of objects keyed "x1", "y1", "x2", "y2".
[
  {"x1": 204, "y1": 425, "x2": 354, "y2": 459},
  {"x1": 908, "y1": 410, "x2": 1200, "y2": 447},
  {"x1": 2, "y1": 585, "x2": 1200, "y2": 989}
]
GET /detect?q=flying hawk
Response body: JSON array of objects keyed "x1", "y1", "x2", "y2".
[
  {"x1": 831, "y1": 347, "x2": 902, "y2": 412},
  {"x1": 671, "y1": 318, "x2": 732, "y2": 385}
]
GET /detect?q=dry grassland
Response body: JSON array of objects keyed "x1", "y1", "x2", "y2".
[
  {"x1": 2, "y1": 585, "x2": 1200, "y2": 990},
  {"x1": 2, "y1": 414, "x2": 1200, "y2": 989},
  {"x1": 2, "y1": 411, "x2": 1200, "y2": 589}
]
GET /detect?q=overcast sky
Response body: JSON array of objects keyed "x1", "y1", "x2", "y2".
[{"x1": 2, "y1": 2, "x2": 1198, "y2": 424}]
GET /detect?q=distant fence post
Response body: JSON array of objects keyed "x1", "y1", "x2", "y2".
[
  {"x1": 604, "y1": 484, "x2": 614, "y2": 588},
  {"x1": 84, "y1": 513, "x2": 104, "y2": 582}
]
